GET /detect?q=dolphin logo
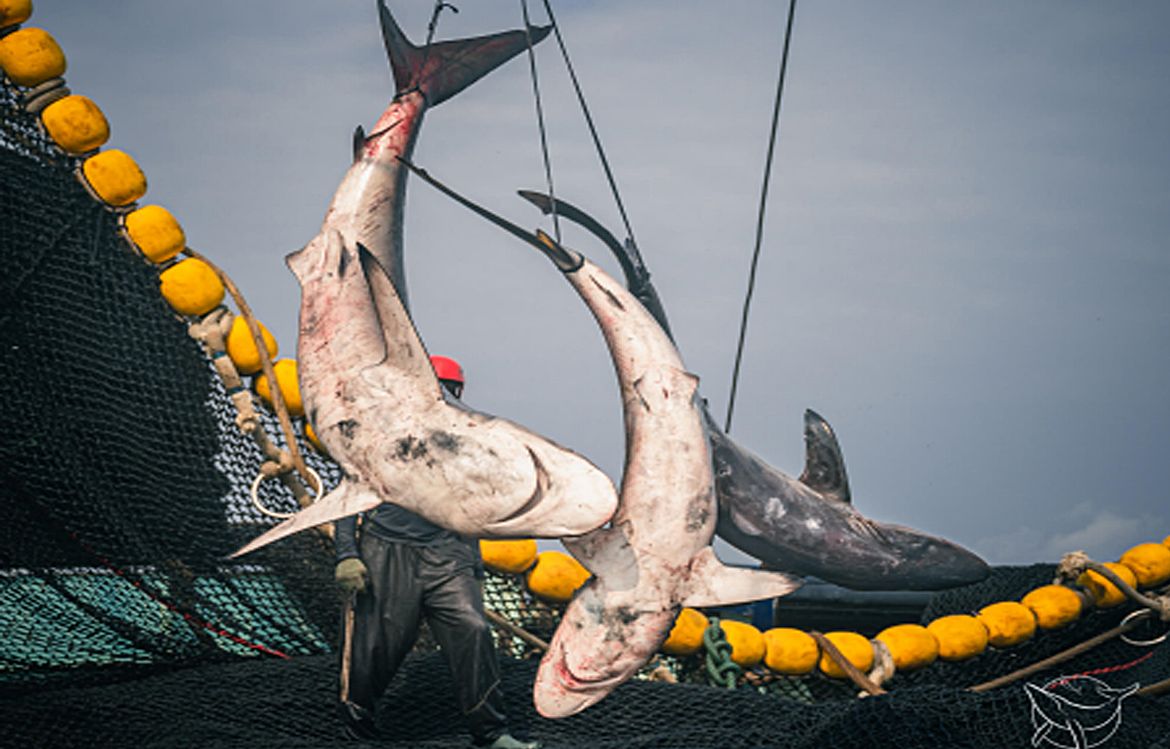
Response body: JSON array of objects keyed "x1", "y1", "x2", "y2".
[
  {"x1": 231, "y1": 4, "x2": 618, "y2": 557},
  {"x1": 517, "y1": 191, "x2": 990, "y2": 591},
  {"x1": 1025, "y1": 675, "x2": 1138, "y2": 749}
]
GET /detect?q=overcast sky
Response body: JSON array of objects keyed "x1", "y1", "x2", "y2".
[{"x1": 34, "y1": 1, "x2": 1169, "y2": 567}]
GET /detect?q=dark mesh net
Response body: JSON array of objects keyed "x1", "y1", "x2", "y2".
[{"x1": 2, "y1": 75, "x2": 1167, "y2": 747}]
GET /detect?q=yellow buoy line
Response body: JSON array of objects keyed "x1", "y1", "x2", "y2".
[
  {"x1": 0, "y1": 2, "x2": 323, "y2": 523},
  {"x1": 482, "y1": 531, "x2": 1169, "y2": 690},
  {"x1": 6, "y1": 1, "x2": 1167, "y2": 693}
]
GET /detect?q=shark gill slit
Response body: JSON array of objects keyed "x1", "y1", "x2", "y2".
[
  {"x1": 498, "y1": 447, "x2": 550, "y2": 524},
  {"x1": 590, "y1": 276, "x2": 625, "y2": 310}
]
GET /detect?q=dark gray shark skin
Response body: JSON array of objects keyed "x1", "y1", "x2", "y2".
[{"x1": 518, "y1": 191, "x2": 990, "y2": 591}]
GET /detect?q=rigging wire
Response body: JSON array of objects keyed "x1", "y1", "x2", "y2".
[
  {"x1": 521, "y1": 0, "x2": 561, "y2": 242},
  {"x1": 420, "y1": 2, "x2": 459, "y2": 73},
  {"x1": 725, "y1": 0, "x2": 798, "y2": 434},
  {"x1": 539, "y1": 0, "x2": 636, "y2": 248}
]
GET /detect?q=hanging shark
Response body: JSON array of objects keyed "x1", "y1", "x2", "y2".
[
  {"x1": 517, "y1": 191, "x2": 989, "y2": 591},
  {"x1": 231, "y1": 3, "x2": 618, "y2": 557},
  {"x1": 399, "y1": 161, "x2": 801, "y2": 717}
]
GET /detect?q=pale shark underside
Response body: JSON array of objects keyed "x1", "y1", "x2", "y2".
[
  {"x1": 400, "y1": 164, "x2": 802, "y2": 717},
  {"x1": 232, "y1": 3, "x2": 618, "y2": 557},
  {"x1": 517, "y1": 191, "x2": 989, "y2": 591}
]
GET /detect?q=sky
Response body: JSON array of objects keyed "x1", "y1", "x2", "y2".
[{"x1": 31, "y1": 1, "x2": 1169, "y2": 567}]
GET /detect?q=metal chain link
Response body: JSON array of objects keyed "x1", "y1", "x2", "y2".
[{"x1": 702, "y1": 616, "x2": 742, "y2": 689}]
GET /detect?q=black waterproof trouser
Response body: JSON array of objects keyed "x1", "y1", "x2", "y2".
[{"x1": 346, "y1": 533, "x2": 508, "y2": 744}]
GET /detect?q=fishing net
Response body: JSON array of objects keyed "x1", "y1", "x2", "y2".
[{"x1": 2, "y1": 76, "x2": 1168, "y2": 748}]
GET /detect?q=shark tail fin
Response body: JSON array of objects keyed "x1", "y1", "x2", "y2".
[{"x1": 378, "y1": 0, "x2": 551, "y2": 107}]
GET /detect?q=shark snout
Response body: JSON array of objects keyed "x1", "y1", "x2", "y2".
[
  {"x1": 534, "y1": 646, "x2": 628, "y2": 719},
  {"x1": 875, "y1": 524, "x2": 989, "y2": 590},
  {"x1": 534, "y1": 587, "x2": 674, "y2": 718}
]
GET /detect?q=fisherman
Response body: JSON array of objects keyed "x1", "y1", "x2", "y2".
[{"x1": 334, "y1": 355, "x2": 540, "y2": 749}]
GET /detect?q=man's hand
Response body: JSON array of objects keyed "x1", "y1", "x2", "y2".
[{"x1": 335, "y1": 557, "x2": 369, "y2": 594}]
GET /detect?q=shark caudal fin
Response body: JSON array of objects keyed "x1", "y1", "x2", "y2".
[{"x1": 378, "y1": 0, "x2": 550, "y2": 107}]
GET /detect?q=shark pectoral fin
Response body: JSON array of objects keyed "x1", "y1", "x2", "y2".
[
  {"x1": 229, "y1": 480, "x2": 382, "y2": 559},
  {"x1": 679, "y1": 547, "x2": 802, "y2": 608},
  {"x1": 355, "y1": 244, "x2": 442, "y2": 399},
  {"x1": 798, "y1": 409, "x2": 852, "y2": 504},
  {"x1": 563, "y1": 522, "x2": 637, "y2": 588}
]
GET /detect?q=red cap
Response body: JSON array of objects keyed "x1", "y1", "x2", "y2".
[{"x1": 429, "y1": 355, "x2": 464, "y2": 384}]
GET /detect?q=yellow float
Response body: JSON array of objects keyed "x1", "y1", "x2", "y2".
[
  {"x1": 817, "y1": 631, "x2": 873, "y2": 679},
  {"x1": 81, "y1": 148, "x2": 147, "y2": 207},
  {"x1": 762, "y1": 627, "x2": 819, "y2": 675},
  {"x1": 719, "y1": 620, "x2": 764, "y2": 668},
  {"x1": 926, "y1": 614, "x2": 989, "y2": 662},
  {"x1": 875, "y1": 623, "x2": 939, "y2": 672},
  {"x1": 661, "y1": 608, "x2": 708, "y2": 657},
  {"x1": 1077, "y1": 561, "x2": 1138, "y2": 608},
  {"x1": 1119, "y1": 542, "x2": 1170, "y2": 587},
  {"x1": 976, "y1": 601, "x2": 1036, "y2": 648},
  {"x1": 524, "y1": 550, "x2": 590, "y2": 603},
  {"x1": 158, "y1": 257, "x2": 224, "y2": 317},
  {"x1": 0, "y1": 0, "x2": 33, "y2": 29},
  {"x1": 1021, "y1": 585, "x2": 1083, "y2": 630},
  {"x1": 0, "y1": 27, "x2": 65, "y2": 87},
  {"x1": 40, "y1": 94, "x2": 109, "y2": 154},
  {"x1": 479, "y1": 539, "x2": 538, "y2": 575},
  {"x1": 254, "y1": 359, "x2": 304, "y2": 418},
  {"x1": 225, "y1": 316, "x2": 278, "y2": 376},
  {"x1": 124, "y1": 205, "x2": 186, "y2": 263}
]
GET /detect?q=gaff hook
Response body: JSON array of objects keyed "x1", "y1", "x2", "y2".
[{"x1": 425, "y1": 2, "x2": 460, "y2": 48}]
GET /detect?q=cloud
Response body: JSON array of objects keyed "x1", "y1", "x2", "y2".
[{"x1": 976, "y1": 507, "x2": 1150, "y2": 565}]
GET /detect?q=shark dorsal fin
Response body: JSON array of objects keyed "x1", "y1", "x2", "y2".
[
  {"x1": 798, "y1": 409, "x2": 852, "y2": 504},
  {"x1": 356, "y1": 243, "x2": 443, "y2": 400}
]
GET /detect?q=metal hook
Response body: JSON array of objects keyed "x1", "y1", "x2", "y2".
[
  {"x1": 1120, "y1": 608, "x2": 1168, "y2": 647},
  {"x1": 425, "y1": 2, "x2": 460, "y2": 48},
  {"x1": 250, "y1": 466, "x2": 323, "y2": 520}
]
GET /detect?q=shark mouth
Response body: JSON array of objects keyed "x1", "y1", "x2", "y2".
[{"x1": 551, "y1": 653, "x2": 627, "y2": 692}]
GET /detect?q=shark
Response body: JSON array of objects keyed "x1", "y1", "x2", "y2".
[
  {"x1": 399, "y1": 161, "x2": 802, "y2": 717},
  {"x1": 517, "y1": 192, "x2": 989, "y2": 591},
  {"x1": 231, "y1": 3, "x2": 618, "y2": 557}
]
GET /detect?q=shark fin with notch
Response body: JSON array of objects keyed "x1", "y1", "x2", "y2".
[{"x1": 378, "y1": 0, "x2": 550, "y2": 107}]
